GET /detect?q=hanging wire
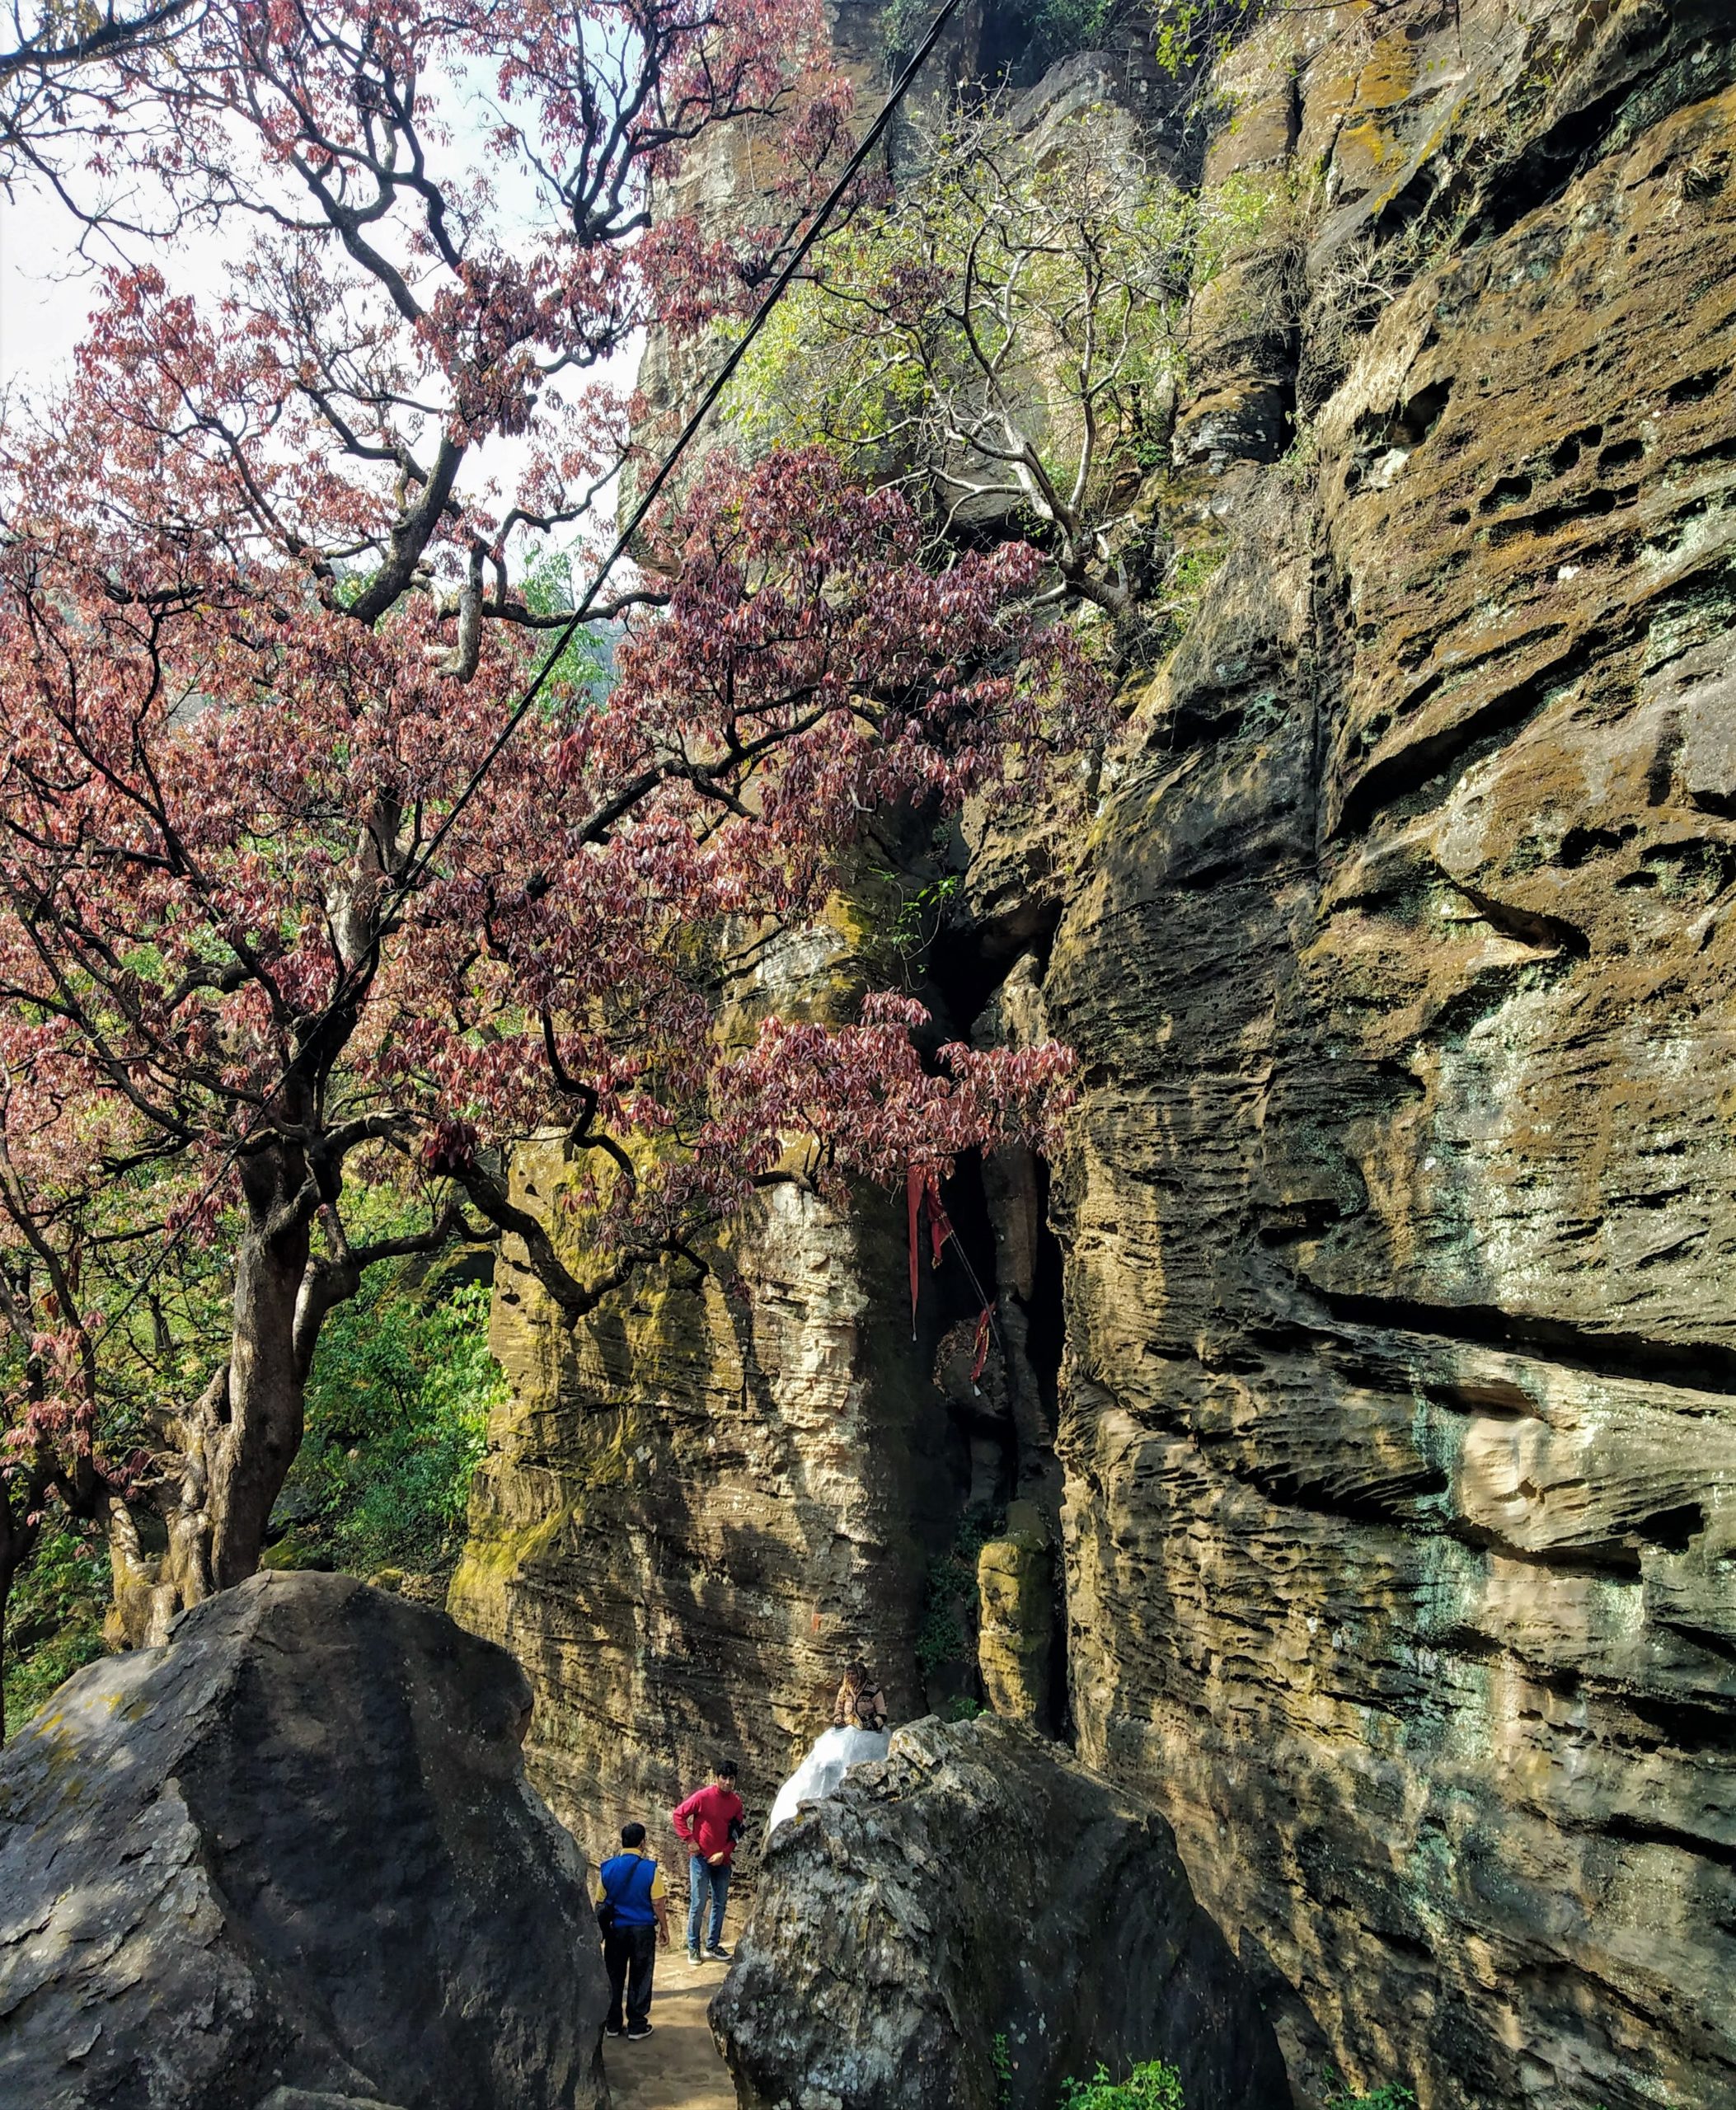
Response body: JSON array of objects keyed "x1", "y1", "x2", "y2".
[{"x1": 70, "y1": 0, "x2": 970, "y2": 1362}]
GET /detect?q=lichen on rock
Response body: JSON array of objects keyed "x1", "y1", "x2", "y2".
[{"x1": 711, "y1": 1713, "x2": 1288, "y2": 2110}]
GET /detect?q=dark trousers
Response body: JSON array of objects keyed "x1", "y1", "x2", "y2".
[{"x1": 604, "y1": 1922, "x2": 658, "y2": 2030}]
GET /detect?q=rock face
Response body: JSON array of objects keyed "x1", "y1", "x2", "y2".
[
  {"x1": 457, "y1": 2, "x2": 1736, "y2": 2106},
  {"x1": 712, "y1": 1713, "x2": 1289, "y2": 2110},
  {"x1": 447, "y1": 905, "x2": 996, "y2": 1872},
  {"x1": 1042, "y1": 6, "x2": 1736, "y2": 2108},
  {"x1": 0, "y1": 1571, "x2": 608, "y2": 2110},
  {"x1": 974, "y1": 1498, "x2": 1058, "y2": 1723}
]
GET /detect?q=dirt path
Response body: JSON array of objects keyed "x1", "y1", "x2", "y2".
[{"x1": 602, "y1": 1946, "x2": 735, "y2": 2110}]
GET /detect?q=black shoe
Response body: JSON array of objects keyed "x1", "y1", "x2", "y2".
[
  {"x1": 705, "y1": 1944, "x2": 731, "y2": 1960},
  {"x1": 685, "y1": 1947, "x2": 701, "y2": 1963},
  {"x1": 603, "y1": 2024, "x2": 625, "y2": 2038},
  {"x1": 626, "y1": 2023, "x2": 654, "y2": 2040}
]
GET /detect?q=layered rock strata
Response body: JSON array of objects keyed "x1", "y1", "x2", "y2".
[
  {"x1": 1044, "y1": 5, "x2": 1736, "y2": 2107},
  {"x1": 450, "y1": 1156, "x2": 968, "y2": 1867},
  {"x1": 457, "y1": 2, "x2": 1736, "y2": 2106},
  {"x1": 448, "y1": 904, "x2": 1001, "y2": 1868}
]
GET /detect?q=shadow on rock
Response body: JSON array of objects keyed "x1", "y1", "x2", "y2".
[
  {"x1": 711, "y1": 1713, "x2": 1289, "y2": 2110},
  {"x1": 0, "y1": 1569, "x2": 608, "y2": 2110}
]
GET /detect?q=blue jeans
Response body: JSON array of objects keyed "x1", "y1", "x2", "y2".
[{"x1": 687, "y1": 1855, "x2": 730, "y2": 1952}]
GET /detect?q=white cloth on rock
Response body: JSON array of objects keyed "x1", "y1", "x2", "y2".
[{"x1": 767, "y1": 1724, "x2": 890, "y2": 1837}]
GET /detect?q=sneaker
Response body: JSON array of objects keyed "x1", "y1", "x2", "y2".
[
  {"x1": 626, "y1": 2024, "x2": 654, "y2": 2040},
  {"x1": 685, "y1": 1948, "x2": 701, "y2": 1964},
  {"x1": 603, "y1": 2024, "x2": 625, "y2": 2039},
  {"x1": 705, "y1": 1944, "x2": 732, "y2": 1960}
]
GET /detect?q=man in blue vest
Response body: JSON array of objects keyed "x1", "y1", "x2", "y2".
[{"x1": 594, "y1": 1822, "x2": 670, "y2": 2040}]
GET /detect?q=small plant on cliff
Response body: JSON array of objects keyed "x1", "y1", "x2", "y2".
[
  {"x1": 993, "y1": 2032, "x2": 1015, "y2": 2108},
  {"x1": 916, "y1": 1503, "x2": 1004, "y2": 1678},
  {"x1": 1321, "y1": 2079, "x2": 1417, "y2": 2110},
  {"x1": 1058, "y1": 2056, "x2": 1187, "y2": 2110},
  {"x1": 732, "y1": 100, "x2": 1234, "y2": 615},
  {"x1": 1017, "y1": 0, "x2": 1119, "y2": 63}
]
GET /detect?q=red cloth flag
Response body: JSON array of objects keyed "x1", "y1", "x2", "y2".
[
  {"x1": 969, "y1": 1306, "x2": 993, "y2": 1382},
  {"x1": 907, "y1": 1166, "x2": 924, "y2": 1331}
]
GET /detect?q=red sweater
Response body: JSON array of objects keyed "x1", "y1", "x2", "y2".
[{"x1": 672, "y1": 1782, "x2": 744, "y2": 1863}]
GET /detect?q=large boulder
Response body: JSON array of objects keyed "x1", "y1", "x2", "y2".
[
  {"x1": 711, "y1": 1714, "x2": 1289, "y2": 2110},
  {"x1": 0, "y1": 1570, "x2": 608, "y2": 2110}
]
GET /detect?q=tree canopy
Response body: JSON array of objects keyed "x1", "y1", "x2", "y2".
[{"x1": 0, "y1": 0, "x2": 1110, "y2": 1690}]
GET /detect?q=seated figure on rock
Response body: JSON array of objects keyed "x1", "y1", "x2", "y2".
[{"x1": 768, "y1": 1659, "x2": 891, "y2": 1837}]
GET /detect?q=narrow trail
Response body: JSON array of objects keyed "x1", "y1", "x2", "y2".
[{"x1": 602, "y1": 1947, "x2": 735, "y2": 2110}]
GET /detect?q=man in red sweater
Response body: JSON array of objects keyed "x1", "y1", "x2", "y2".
[{"x1": 671, "y1": 1759, "x2": 744, "y2": 1962}]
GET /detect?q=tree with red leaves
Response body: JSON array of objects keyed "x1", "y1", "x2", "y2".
[
  {"x1": 0, "y1": 420, "x2": 1103, "y2": 1654},
  {"x1": 0, "y1": 0, "x2": 1107, "y2": 1671}
]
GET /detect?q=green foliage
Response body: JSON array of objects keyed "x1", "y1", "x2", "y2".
[
  {"x1": 915, "y1": 1582, "x2": 969, "y2": 1677},
  {"x1": 1149, "y1": 0, "x2": 1261, "y2": 78},
  {"x1": 1058, "y1": 2058, "x2": 1186, "y2": 2110},
  {"x1": 992, "y1": 2031, "x2": 1015, "y2": 2109},
  {"x1": 276, "y1": 1275, "x2": 504, "y2": 1581},
  {"x1": 1321, "y1": 2082, "x2": 1417, "y2": 2110},
  {"x1": 1166, "y1": 544, "x2": 1224, "y2": 610},
  {"x1": 727, "y1": 103, "x2": 1216, "y2": 605},
  {"x1": 869, "y1": 867, "x2": 963, "y2": 968},
  {"x1": 945, "y1": 1693, "x2": 985, "y2": 1722},
  {"x1": 888, "y1": 0, "x2": 1240, "y2": 70},
  {"x1": 880, "y1": 0, "x2": 931, "y2": 63},
  {"x1": 882, "y1": 0, "x2": 1135, "y2": 68},
  {"x1": 519, "y1": 544, "x2": 617, "y2": 712},
  {"x1": 916, "y1": 1503, "x2": 1002, "y2": 1677},
  {"x1": 1017, "y1": 0, "x2": 1118, "y2": 63},
  {"x1": 2, "y1": 1523, "x2": 110, "y2": 1732}
]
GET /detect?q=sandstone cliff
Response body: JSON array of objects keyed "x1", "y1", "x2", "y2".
[
  {"x1": 448, "y1": 903, "x2": 997, "y2": 1864},
  {"x1": 455, "y1": 4, "x2": 1736, "y2": 2106},
  {"x1": 1044, "y1": 5, "x2": 1736, "y2": 2104}
]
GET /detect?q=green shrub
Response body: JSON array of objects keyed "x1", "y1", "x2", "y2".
[
  {"x1": 916, "y1": 1503, "x2": 1003, "y2": 1677},
  {"x1": 3, "y1": 1524, "x2": 110, "y2": 1733},
  {"x1": 1058, "y1": 2058, "x2": 1186, "y2": 2110},
  {"x1": 727, "y1": 104, "x2": 1208, "y2": 614},
  {"x1": 279, "y1": 1274, "x2": 503, "y2": 1581},
  {"x1": 1016, "y1": 0, "x2": 1119, "y2": 63},
  {"x1": 993, "y1": 2032, "x2": 1015, "y2": 2109},
  {"x1": 1322, "y1": 2080, "x2": 1417, "y2": 2110}
]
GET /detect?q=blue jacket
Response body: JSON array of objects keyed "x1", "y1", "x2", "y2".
[{"x1": 598, "y1": 1851, "x2": 660, "y2": 1928}]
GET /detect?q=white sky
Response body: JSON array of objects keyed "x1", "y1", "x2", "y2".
[
  {"x1": 0, "y1": 182, "x2": 123, "y2": 395},
  {"x1": 0, "y1": 85, "x2": 643, "y2": 546}
]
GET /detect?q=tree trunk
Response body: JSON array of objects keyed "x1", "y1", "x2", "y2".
[
  {"x1": 208, "y1": 1210, "x2": 311, "y2": 1591},
  {"x1": 1, "y1": 1558, "x2": 13, "y2": 1747},
  {"x1": 106, "y1": 1140, "x2": 317, "y2": 1645}
]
